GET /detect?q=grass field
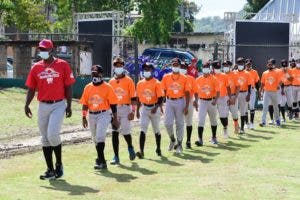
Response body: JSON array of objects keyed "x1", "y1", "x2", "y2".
[
  {"x1": 0, "y1": 88, "x2": 82, "y2": 140},
  {"x1": 0, "y1": 87, "x2": 299, "y2": 199}
]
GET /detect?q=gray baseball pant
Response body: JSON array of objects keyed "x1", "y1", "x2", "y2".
[
  {"x1": 237, "y1": 92, "x2": 248, "y2": 117},
  {"x1": 261, "y1": 91, "x2": 280, "y2": 123},
  {"x1": 229, "y1": 95, "x2": 239, "y2": 120},
  {"x1": 140, "y1": 105, "x2": 161, "y2": 134},
  {"x1": 89, "y1": 111, "x2": 112, "y2": 143},
  {"x1": 185, "y1": 97, "x2": 194, "y2": 126},
  {"x1": 217, "y1": 96, "x2": 229, "y2": 118},
  {"x1": 112, "y1": 105, "x2": 132, "y2": 135},
  {"x1": 198, "y1": 99, "x2": 218, "y2": 127}
]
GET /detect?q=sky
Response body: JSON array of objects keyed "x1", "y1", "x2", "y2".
[{"x1": 194, "y1": 0, "x2": 248, "y2": 19}]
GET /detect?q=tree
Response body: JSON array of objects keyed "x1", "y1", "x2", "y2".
[
  {"x1": 243, "y1": 0, "x2": 269, "y2": 18},
  {"x1": 126, "y1": 0, "x2": 179, "y2": 44}
]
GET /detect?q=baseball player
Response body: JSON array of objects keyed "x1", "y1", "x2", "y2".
[
  {"x1": 212, "y1": 60, "x2": 231, "y2": 138},
  {"x1": 80, "y1": 65, "x2": 119, "y2": 170},
  {"x1": 290, "y1": 59, "x2": 300, "y2": 120},
  {"x1": 135, "y1": 63, "x2": 164, "y2": 158},
  {"x1": 193, "y1": 62, "x2": 219, "y2": 145},
  {"x1": 235, "y1": 57, "x2": 251, "y2": 134},
  {"x1": 223, "y1": 60, "x2": 240, "y2": 134},
  {"x1": 109, "y1": 57, "x2": 137, "y2": 164},
  {"x1": 179, "y1": 62, "x2": 197, "y2": 149},
  {"x1": 277, "y1": 60, "x2": 293, "y2": 121},
  {"x1": 259, "y1": 59, "x2": 282, "y2": 127},
  {"x1": 245, "y1": 59, "x2": 260, "y2": 129},
  {"x1": 161, "y1": 58, "x2": 190, "y2": 154},
  {"x1": 25, "y1": 39, "x2": 75, "y2": 179}
]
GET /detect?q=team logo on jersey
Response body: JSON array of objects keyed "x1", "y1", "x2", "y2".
[
  {"x1": 142, "y1": 89, "x2": 154, "y2": 102},
  {"x1": 201, "y1": 84, "x2": 211, "y2": 96},
  {"x1": 237, "y1": 77, "x2": 245, "y2": 85},
  {"x1": 37, "y1": 68, "x2": 60, "y2": 84},
  {"x1": 267, "y1": 76, "x2": 275, "y2": 84},
  {"x1": 169, "y1": 82, "x2": 182, "y2": 94},
  {"x1": 114, "y1": 87, "x2": 127, "y2": 101},
  {"x1": 89, "y1": 95, "x2": 104, "y2": 108}
]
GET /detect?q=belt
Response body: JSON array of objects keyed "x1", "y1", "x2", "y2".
[
  {"x1": 143, "y1": 103, "x2": 157, "y2": 107},
  {"x1": 284, "y1": 84, "x2": 291, "y2": 86},
  {"x1": 231, "y1": 93, "x2": 236, "y2": 96},
  {"x1": 89, "y1": 110, "x2": 107, "y2": 114},
  {"x1": 240, "y1": 90, "x2": 247, "y2": 93},
  {"x1": 292, "y1": 85, "x2": 300, "y2": 87},
  {"x1": 40, "y1": 99, "x2": 63, "y2": 104},
  {"x1": 118, "y1": 104, "x2": 130, "y2": 106},
  {"x1": 167, "y1": 96, "x2": 183, "y2": 100},
  {"x1": 200, "y1": 98, "x2": 214, "y2": 101}
]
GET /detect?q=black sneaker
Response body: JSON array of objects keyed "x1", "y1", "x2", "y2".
[
  {"x1": 40, "y1": 169, "x2": 56, "y2": 180},
  {"x1": 128, "y1": 147, "x2": 136, "y2": 161},
  {"x1": 55, "y1": 163, "x2": 64, "y2": 179},
  {"x1": 186, "y1": 141, "x2": 191, "y2": 149},
  {"x1": 155, "y1": 149, "x2": 162, "y2": 156},
  {"x1": 94, "y1": 161, "x2": 107, "y2": 170},
  {"x1": 136, "y1": 151, "x2": 144, "y2": 159},
  {"x1": 195, "y1": 139, "x2": 203, "y2": 146}
]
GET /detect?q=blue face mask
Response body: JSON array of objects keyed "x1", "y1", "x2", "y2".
[{"x1": 143, "y1": 71, "x2": 152, "y2": 78}]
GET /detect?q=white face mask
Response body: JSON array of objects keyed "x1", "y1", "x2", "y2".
[
  {"x1": 172, "y1": 67, "x2": 180, "y2": 73},
  {"x1": 214, "y1": 69, "x2": 221, "y2": 74},
  {"x1": 114, "y1": 67, "x2": 124, "y2": 75},
  {"x1": 143, "y1": 71, "x2": 152, "y2": 78},
  {"x1": 238, "y1": 65, "x2": 244, "y2": 71},
  {"x1": 296, "y1": 63, "x2": 300, "y2": 68},
  {"x1": 179, "y1": 69, "x2": 187, "y2": 74},
  {"x1": 39, "y1": 51, "x2": 50, "y2": 60},
  {"x1": 202, "y1": 68, "x2": 211, "y2": 74},
  {"x1": 223, "y1": 67, "x2": 230, "y2": 73},
  {"x1": 92, "y1": 77, "x2": 102, "y2": 84}
]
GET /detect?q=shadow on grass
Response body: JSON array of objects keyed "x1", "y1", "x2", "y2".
[
  {"x1": 253, "y1": 129, "x2": 277, "y2": 134},
  {"x1": 118, "y1": 162, "x2": 157, "y2": 175},
  {"x1": 173, "y1": 152, "x2": 213, "y2": 163},
  {"x1": 188, "y1": 148, "x2": 220, "y2": 157},
  {"x1": 225, "y1": 141, "x2": 251, "y2": 148},
  {"x1": 230, "y1": 136, "x2": 259, "y2": 143},
  {"x1": 246, "y1": 133, "x2": 272, "y2": 140},
  {"x1": 41, "y1": 179, "x2": 99, "y2": 195},
  {"x1": 146, "y1": 155, "x2": 183, "y2": 166},
  {"x1": 95, "y1": 170, "x2": 137, "y2": 182},
  {"x1": 207, "y1": 143, "x2": 241, "y2": 151},
  {"x1": 281, "y1": 124, "x2": 300, "y2": 129}
]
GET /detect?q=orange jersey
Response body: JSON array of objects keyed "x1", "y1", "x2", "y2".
[
  {"x1": 290, "y1": 68, "x2": 300, "y2": 86},
  {"x1": 136, "y1": 78, "x2": 164, "y2": 104},
  {"x1": 80, "y1": 82, "x2": 117, "y2": 111},
  {"x1": 226, "y1": 71, "x2": 239, "y2": 94},
  {"x1": 194, "y1": 75, "x2": 218, "y2": 99},
  {"x1": 186, "y1": 74, "x2": 196, "y2": 96},
  {"x1": 277, "y1": 69, "x2": 293, "y2": 86},
  {"x1": 247, "y1": 69, "x2": 260, "y2": 87},
  {"x1": 109, "y1": 75, "x2": 136, "y2": 105},
  {"x1": 214, "y1": 73, "x2": 229, "y2": 97},
  {"x1": 261, "y1": 69, "x2": 281, "y2": 92},
  {"x1": 236, "y1": 70, "x2": 251, "y2": 92},
  {"x1": 161, "y1": 73, "x2": 190, "y2": 98}
]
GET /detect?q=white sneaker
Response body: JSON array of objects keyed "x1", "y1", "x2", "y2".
[
  {"x1": 176, "y1": 144, "x2": 183, "y2": 154},
  {"x1": 249, "y1": 123, "x2": 254, "y2": 130},
  {"x1": 245, "y1": 123, "x2": 250, "y2": 129},
  {"x1": 168, "y1": 140, "x2": 176, "y2": 151},
  {"x1": 223, "y1": 129, "x2": 229, "y2": 139},
  {"x1": 268, "y1": 120, "x2": 274, "y2": 125}
]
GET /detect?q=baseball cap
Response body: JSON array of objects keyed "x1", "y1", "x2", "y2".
[
  {"x1": 91, "y1": 65, "x2": 104, "y2": 73},
  {"x1": 38, "y1": 39, "x2": 53, "y2": 49},
  {"x1": 113, "y1": 57, "x2": 124, "y2": 66},
  {"x1": 211, "y1": 60, "x2": 221, "y2": 68},
  {"x1": 142, "y1": 62, "x2": 154, "y2": 70},
  {"x1": 236, "y1": 57, "x2": 245, "y2": 64}
]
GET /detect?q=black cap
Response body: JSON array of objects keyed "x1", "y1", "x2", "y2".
[
  {"x1": 91, "y1": 65, "x2": 104, "y2": 73},
  {"x1": 236, "y1": 57, "x2": 245, "y2": 64},
  {"x1": 211, "y1": 60, "x2": 221, "y2": 68},
  {"x1": 281, "y1": 59, "x2": 288, "y2": 66},
  {"x1": 225, "y1": 60, "x2": 233, "y2": 66},
  {"x1": 268, "y1": 58, "x2": 276, "y2": 65},
  {"x1": 203, "y1": 61, "x2": 210, "y2": 68},
  {"x1": 142, "y1": 62, "x2": 154, "y2": 70},
  {"x1": 171, "y1": 57, "x2": 181, "y2": 64},
  {"x1": 180, "y1": 62, "x2": 188, "y2": 68}
]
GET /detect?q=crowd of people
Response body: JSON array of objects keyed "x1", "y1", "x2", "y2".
[{"x1": 25, "y1": 39, "x2": 300, "y2": 179}]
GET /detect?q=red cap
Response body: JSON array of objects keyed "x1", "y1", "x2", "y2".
[
  {"x1": 38, "y1": 39, "x2": 53, "y2": 49},
  {"x1": 191, "y1": 58, "x2": 197, "y2": 63}
]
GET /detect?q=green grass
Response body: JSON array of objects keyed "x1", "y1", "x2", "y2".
[
  {"x1": 0, "y1": 88, "x2": 82, "y2": 140},
  {"x1": 0, "y1": 118, "x2": 299, "y2": 200}
]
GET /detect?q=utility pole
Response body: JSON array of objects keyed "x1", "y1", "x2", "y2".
[{"x1": 180, "y1": 3, "x2": 184, "y2": 32}]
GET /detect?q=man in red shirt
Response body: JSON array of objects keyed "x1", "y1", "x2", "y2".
[{"x1": 25, "y1": 39, "x2": 75, "y2": 180}]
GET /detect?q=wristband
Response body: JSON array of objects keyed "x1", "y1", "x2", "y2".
[{"x1": 82, "y1": 110, "x2": 88, "y2": 117}]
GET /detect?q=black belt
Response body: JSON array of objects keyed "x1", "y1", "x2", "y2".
[
  {"x1": 89, "y1": 110, "x2": 107, "y2": 114},
  {"x1": 231, "y1": 93, "x2": 236, "y2": 96},
  {"x1": 292, "y1": 85, "x2": 300, "y2": 87},
  {"x1": 143, "y1": 103, "x2": 157, "y2": 107},
  {"x1": 167, "y1": 96, "x2": 183, "y2": 100},
  {"x1": 284, "y1": 84, "x2": 291, "y2": 86},
  {"x1": 240, "y1": 90, "x2": 247, "y2": 93},
  {"x1": 200, "y1": 98, "x2": 214, "y2": 101},
  {"x1": 118, "y1": 104, "x2": 130, "y2": 106},
  {"x1": 40, "y1": 99, "x2": 63, "y2": 104}
]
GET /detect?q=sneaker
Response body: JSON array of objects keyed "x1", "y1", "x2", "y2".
[
  {"x1": 186, "y1": 141, "x2": 191, "y2": 149},
  {"x1": 176, "y1": 144, "x2": 183, "y2": 154},
  {"x1": 136, "y1": 151, "x2": 144, "y2": 159},
  {"x1": 276, "y1": 119, "x2": 281, "y2": 127},
  {"x1": 249, "y1": 123, "x2": 254, "y2": 130},
  {"x1": 110, "y1": 156, "x2": 120, "y2": 165},
  {"x1": 288, "y1": 112, "x2": 293, "y2": 120},
  {"x1": 155, "y1": 149, "x2": 162, "y2": 156},
  {"x1": 94, "y1": 161, "x2": 107, "y2": 170},
  {"x1": 55, "y1": 163, "x2": 64, "y2": 179},
  {"x1": 168, "y1": 140, "x2": 176, "y2": 151},
  {"x1": 211, "y1": 137, "x2": 218, "y2": 144},
  {"x1": 128, "y1": 147, "x2": 136, "y2": 161},
  {"x1": 223, "y1": 129, "x2": 229, "y2": 139},
  {"x1": 195, "y1": 139, "x2": 203, "y2": 146},
  {"x1": 259, "y1": 122, "x2": 266, "y2": 127},
  {"x1": 245, "y1": 123, "x2": 250, "y2": 129},
  {"x1": 239, "y1": 130, "x2": 245, "y2": 134},
  {"x1": 268, "y1": 120, "x2": 274, "y2": 125},
  {"x1": 40, "y1": 169, "x2": 56, "y2": 180}
]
